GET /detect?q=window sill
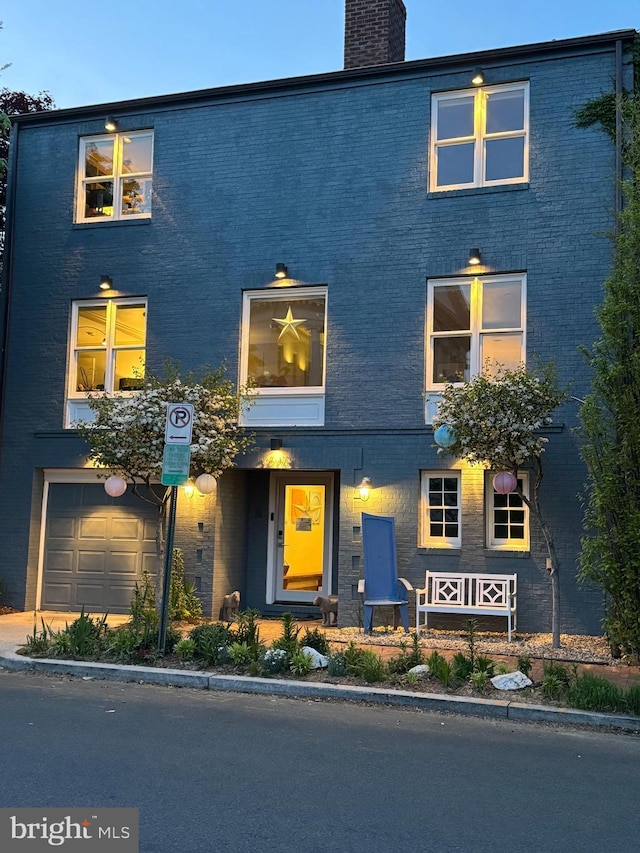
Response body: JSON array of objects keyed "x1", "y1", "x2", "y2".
[
  {"x1": 72, "y1": 218, "x2": 152, "y2": 230},
  {"x1": 483, "y1": 549, "x2": 530, "y2": 559},
  {"x1": 427, "y1": 183, "x2": 529, "y2": 201},
  {"x1": 418, "y1": 546, "x2": 461, "y2": 554}
]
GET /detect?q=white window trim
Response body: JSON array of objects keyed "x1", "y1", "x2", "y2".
[
  {"x1": 239, "y1": 287, "x2": 328, "y2": 428},
  {"x1": 65, "y1": 297, "x2": 147, "y2": 427},
  {"x1": 425, "y1": 273, "x2": 527, "y2": 394},
  {"x1": 76, "y1": 130, "x2": 154, "y2": 223},
  {"x1": 420, "y1": 470, "x2": 461, "y2": 548},
  {"x1": 485, "y1": 471, "x2": 530, "y2": 551},
  {"x1": 430, "y1": 82, "x2": 529, "y2": 192}
]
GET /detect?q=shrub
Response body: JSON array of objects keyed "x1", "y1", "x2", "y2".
[
  {"x1": 470, "y1": 670, "x2": 490, "y2": 692},
  {"x1": 355, "y1": 650, "x2": 387, "y2": 683},
  {"x1": 567, "y1": 673, "x2": 626, "y2": 713},
  {"x1": 301, "y1": 627, "x2": 330, "y2": 656},
  {"x1": 474, "y1": 656, "x2": 495, "y2": 677},
  {"x1": 343, "y1": 641, "x2": 365, "y2": 673},
  {"x1": 625, "y1": 684, "x2": 640, "y2": 716},
  {"x1": 262, "y1": 648, "x2": 289, "y2": 675},
  {"x1": 228, "y1": 642, "x2": 253, "y2": 666},
  {"x1": 169, "y1": 548, "x2": 203, "y2": 623},
  {"x1": 517, "y1": 655, "x2": 532, "y2": 677},
  {"x1": 290, "y1": 649, "x2": 313, "y2": 676},
  {"x1": 108, "y1": 625, "x2": 142, "y2": 663},
  {"x1": 388, "y1": 633, "x2": 424, "y2": 674},
  {"x1": 541, "y1": 660, "x2": 572, "y2": 701},
  {"x1": 451, "y1": 652, "x2": 473, "y2": 681},
  {"x1": 327, "y1": 652, "x2": 348, "y2": 676},
  {"x1": 65, "y1": 610, "x2": 108, "y2": 658},
  {"x1": 175, "y1": 638, "x2": 196, "y2": 661},
  {"x1": 271, "y1": 613, "x2": 301, "y2": 657},
  {"x1": 426, "y1": 651, "x2": 454, "y2": 687},
  {"x1": 163, "y1": 624, "x2": 183, "y2": 655},
  {"x1": 464, "y1": 618, "x2": 479, "y2": 669},
  {"x1": 189, "y1": 623, "x2": 233, "y2": 665},
  {"x1": 234, "y1": 610, "x2": 261, "y2": 650},
  {"x1": 23, "y1": 620, "x2": 51, "y2": 656},
  {"x1": 130, "y1": 570, "x2": 157, "y2": 626}
]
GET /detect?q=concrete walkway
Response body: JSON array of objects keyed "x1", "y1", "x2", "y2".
[{"x1": 1, "y1": 611, "x2": 639, "y2": 733}]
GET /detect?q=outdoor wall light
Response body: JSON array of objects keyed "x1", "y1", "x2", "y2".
[
  {"x1": 468, "y1": 248, "x2": 482, "y2": 266},
  {"x1": 104, "y1": 115, "x2": 118, "y2": 132},
  {"x1": 356, "y1": 477, "x2": 372, "y2": 501},
  {"x1": 471, "y1": 67, "x2": 484, "y2": 86},
  {"x1": 99, "y1": 274, "x2": 113, "y2": 290},
  {"x1": 274, "y1": 263, "x2": 288, "y2": 279},
  {"x1": 183, "y1": 479, "x2": 195, "y2": 498},
  {"x1": 270, "y1": 438, "x2": 283, "y2": 450}
]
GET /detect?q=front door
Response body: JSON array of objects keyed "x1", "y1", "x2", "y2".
[{"x1": 268, "y1": 472, "x2": 334, "y2": 603}]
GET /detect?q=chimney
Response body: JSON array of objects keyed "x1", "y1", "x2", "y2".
[{"x1": 344, "y1": 0, "x2": 407, "y2": 70}]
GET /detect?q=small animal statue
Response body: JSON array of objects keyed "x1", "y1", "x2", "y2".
[
  {"x1": 221, "y1": 590, "x2": 241, "y2": 622},
  {"x1": 313, "y1": 595, "x2": 338, "y2": 627}
]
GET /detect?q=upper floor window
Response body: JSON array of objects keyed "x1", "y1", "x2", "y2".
[
  {"x1": 426, "y1": 274, "x2": 526, "y2": 391},
  {"x1": 239, "y1": 287, "x2": 327, "y2": 427},
  {"x1": 69, "y1": 299, "x2": 147, "y2": 398},
  {"x1": 430, "y1": 83, "x2": 529, "y2": 192},
  {"x1": 76, "y1": 131, "x2": 154, "y2": 223}
]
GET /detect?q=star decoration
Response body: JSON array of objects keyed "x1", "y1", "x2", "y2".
[
  {"x1": 272, "y1": 306, "x2": 307, "y2": 341},
  {"x1": 81, "y1": 820, "x2": 92, "y2": 827}
]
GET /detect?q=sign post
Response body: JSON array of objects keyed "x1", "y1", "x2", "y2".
[{"x1": 158, "y1": 403, "x2": 194, "y2": 654}]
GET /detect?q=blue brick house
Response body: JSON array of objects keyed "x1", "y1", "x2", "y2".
[{"x1": 0, "y1": 0, "x2": 635, "y2": 635}]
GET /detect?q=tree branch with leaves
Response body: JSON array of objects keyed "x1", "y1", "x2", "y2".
[{"x1": 433, "y1": 363, "x2": 566, "y2": 647}]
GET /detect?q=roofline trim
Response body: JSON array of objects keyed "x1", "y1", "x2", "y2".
[{"x1": 13, "y1": 28, "x2": 637, "y2": 125}]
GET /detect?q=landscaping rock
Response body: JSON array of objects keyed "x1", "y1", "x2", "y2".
[
  {"x1": 408, "y1": 664, "x2": 430, "y2": 679},
  {"x1": 302, "y1": 647, "x2": 328, "y2": 669},
  {"x1": 490, "y1": 671, "x2": 532, "y2": 690}
]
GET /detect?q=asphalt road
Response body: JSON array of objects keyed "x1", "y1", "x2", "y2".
[{"x1": 1, "y1": 670, "x2": 639, "y2": 853}]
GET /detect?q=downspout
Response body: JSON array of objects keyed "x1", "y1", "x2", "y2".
[
  {"x1": 615, "y1": 38, "x2": 623, "y2": 222},
  {"x1": 0, "y1": 119, "x2": 19, "y2": 474}
]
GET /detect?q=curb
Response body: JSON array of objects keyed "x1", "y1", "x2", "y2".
[{"x1": 2, "y1": 651, "x2": 639, "y2": 733}]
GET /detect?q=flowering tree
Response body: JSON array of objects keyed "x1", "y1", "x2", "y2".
[
  {"x1": 78, "y1": 364, "x2": 254, "y2": 548},
  {"x1": 433, "y1": 363, "x2": 566, "y2": 647}
]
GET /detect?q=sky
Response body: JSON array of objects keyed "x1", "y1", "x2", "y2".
[{"x1": 1, "y1": 0, "x2": 638, "y2": 110}]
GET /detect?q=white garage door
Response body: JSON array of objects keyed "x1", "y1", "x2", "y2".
[{"x1": 42, "y1": 483, "x2": 159, "y2": 613}]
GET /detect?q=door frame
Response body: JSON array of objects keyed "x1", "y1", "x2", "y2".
[{"x1": 266, "y1": 471, "x2": 334, "y2": 604}]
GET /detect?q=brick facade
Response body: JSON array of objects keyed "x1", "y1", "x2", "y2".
[{"x1": 0, "y1": 29, "x2": 635, "y2": 632}]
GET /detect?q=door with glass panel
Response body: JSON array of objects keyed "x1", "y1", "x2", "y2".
[{"x1": 269, "y1": 473, "x2": 333, "y2": 603}]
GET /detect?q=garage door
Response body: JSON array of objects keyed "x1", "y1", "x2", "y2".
[{"x1": 42, "y1": 483, "x2": 159, "y2": 613}]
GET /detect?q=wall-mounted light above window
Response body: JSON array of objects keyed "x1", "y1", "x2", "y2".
[
  {"x1": 468, "y1": 248, "x2": 482, "y2": 266},
  {"x1": 471, "y1": 67, "x2": 484, "y2": 86},
  {"x1": 274, "y1": 263, "x2": 288, "y2": 279},
  {"x1": 104, "y1": 115, "x2": 118, "y2": 132},
  {"x1": 270, "y1": 438, "x2": 283, "y2": 450},
  {"x1": 356, "y1": 477, "x2": 372, "y2": 501},
  {"x1": 99, "y1": 274, "x2": 113, "y2": 291}
]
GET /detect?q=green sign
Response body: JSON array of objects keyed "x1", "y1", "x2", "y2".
[{"x1": 161, "y1": 444, "x2": 191, "y2": 486}]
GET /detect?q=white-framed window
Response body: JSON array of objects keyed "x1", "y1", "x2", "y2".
[
  {"x1": 486, "y1": 472, "x2": 529, "y2": 551},
  {"x1": 239, "y1": 287, "x2": 327, "y2": 427},
  {"x1": 420, "y1": 471, "x2": 461, "y2": 548},
  {"x1": 426, "y1": 274, "x2": 526, "y2": 391},
  {"x1": 76, "y1": 130, "x2": 154, "y2": 223},
  {"x1": 66, "y1": 299, "x2": 147, "y2": 424},
  {"x1": 430, "y1": 83, "x2": 529, "y2": 192}
]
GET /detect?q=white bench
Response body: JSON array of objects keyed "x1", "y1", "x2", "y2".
[{"x1": 416, "y1": 571, "x2": 517, "y2": 642}]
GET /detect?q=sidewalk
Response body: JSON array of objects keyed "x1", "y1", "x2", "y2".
[{"x1": 1, "y1": 611, "x2": 639, "y2": 732}]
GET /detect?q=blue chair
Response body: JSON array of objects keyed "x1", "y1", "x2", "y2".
[{"x1": 358, "y1": 513, "x2": 413, "y2": 634}]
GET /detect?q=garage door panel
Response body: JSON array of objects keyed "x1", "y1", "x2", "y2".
[
  {"x1": 108, "y1": 551, "x2": 139, "y2": 575},
  {"x1": 142, "y1": 519, "x2": 157, "y2": 541},
  {"x1": 43, "y1": 583, "x2": 72, "y2": 606},
  {"x1": 77, "y1": 550, "x2": 106, "y2": 573},
  {"x1": 43, "y1": 484, "x2": 160, "y2": 613},
  {"x1": 47, "y1": 517, "x2": 76, "y2": 540},
  {"x1": 79, "y1": 516, "x2": 108, "y2": 540},
  {"x1": 45, "y1": 549, "x2": 74, "y2": 572},
  {"x1": 111, "y1": 518, "x2": 140, "y2": 541},
  {"x1": 75, "y1": 583, "x2": 105, "y2": 609},
  {"x1": 107, "y1": 583, "x2": 139, "y2": 610}
]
